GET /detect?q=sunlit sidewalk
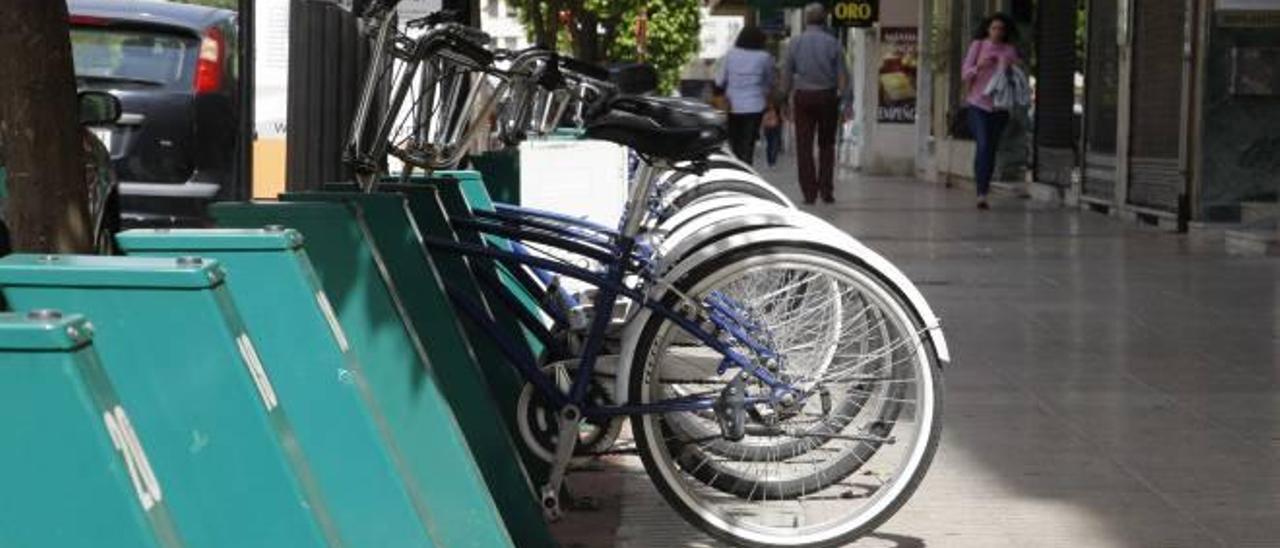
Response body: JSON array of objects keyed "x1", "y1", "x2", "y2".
[{"x1": 550, "y1": 151, "x2": 1280, "y2": 547}]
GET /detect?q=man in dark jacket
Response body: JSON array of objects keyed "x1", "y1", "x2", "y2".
[{"x1": 781, "y1": 2, "x2": 850, "y2": 204}]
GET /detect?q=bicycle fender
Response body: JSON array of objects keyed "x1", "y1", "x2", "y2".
[
  {"x1": 646, "y1": 194, "x2": 753, "y2": 237},
  {"x1": 658, "y1": 169, "x2": 794, "y2": 212},
  {"x1": 616, "y1": 226, "x2": 951, "y2": 404},
  {"x1": 655, "y1": 202, "x2": 808, "y2": 274}
]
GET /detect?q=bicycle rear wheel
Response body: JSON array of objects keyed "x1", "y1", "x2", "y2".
[{"x1": 629, "y1": 243, "x2": 942, "y2": 547}]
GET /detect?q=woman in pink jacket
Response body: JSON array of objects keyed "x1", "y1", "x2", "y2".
[{"x1": 962, "y1": 13, "x2": 1020, "y2": 209}]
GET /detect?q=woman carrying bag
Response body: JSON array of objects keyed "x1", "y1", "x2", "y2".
[{"x1": 961, "y1": 12, "x2": 1021, "y2": 210}]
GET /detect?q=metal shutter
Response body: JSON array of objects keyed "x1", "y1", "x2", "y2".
[{"x1": 1126, "y1": 0, "x2": 1187, "y2": 212}]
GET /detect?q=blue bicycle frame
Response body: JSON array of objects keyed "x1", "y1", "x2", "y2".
[{"x1": 421, "y1": 161, "x2": 799, "y2": 420}]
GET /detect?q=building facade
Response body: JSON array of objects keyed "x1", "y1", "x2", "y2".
[
  {"x1": 715, "y1": 0, "x2": 1279, "y2": 237},
  {"x1": 934, "y1": 0, "x2": 1280, "y2": 229},
  {"x1": 479, "y1": 0, "x2": 530, "y2": 52}
]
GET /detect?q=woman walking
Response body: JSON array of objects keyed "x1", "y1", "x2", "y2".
[
  {"x1": 716, "y1": 26, "x2": 774, "y2": 164},
  {"x1": 962, "y1": 12, "x2": 1020, "y2": 209}
]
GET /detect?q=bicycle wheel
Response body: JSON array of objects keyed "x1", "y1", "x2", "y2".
[
  {"x1": 651, "y1": 246, "x2": 892, "y2": 486},
  {"x1": 629, "y1": 243, "x2": 942, "y2": 547}
]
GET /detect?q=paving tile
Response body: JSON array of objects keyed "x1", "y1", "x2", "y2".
[{"x1": 549, "y1": 158, "x2": 1280, "y2": 547}]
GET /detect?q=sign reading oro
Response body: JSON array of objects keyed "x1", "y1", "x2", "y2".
[{"x1": 832, "y1": 0, "x2": 878, "y2": 28}]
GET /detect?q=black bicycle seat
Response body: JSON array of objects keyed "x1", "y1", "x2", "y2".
[
  {"x1": 426, "y1": 23, "x2": 494, "y2": 67},
  {"x1": 584, "y1": 96, "x2": 727, "y2": 162}
]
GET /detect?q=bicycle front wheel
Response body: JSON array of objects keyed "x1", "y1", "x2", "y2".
[{"x1": 629, "y1": 243, "x2": 943, "y2": 548}]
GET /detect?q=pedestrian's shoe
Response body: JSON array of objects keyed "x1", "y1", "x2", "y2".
[
  {"x1": 822, "y1": 194, "x2": 835, "y2": 204},
  {"x1": 977, "y1": 196, "x2": 990, "y2": 210}
]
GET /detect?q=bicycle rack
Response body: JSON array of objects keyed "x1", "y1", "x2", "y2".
[
  {"x1": 116, "y1": 228, "x2": 451, "y2": 547},
  {"x1": 0, "y1": 312, "x2": 185, "y2": 548},
  {"x1": 0, "y1": 255, "x2": 337, "y2": 548},
  {"x1": 211, "y1": 199, "x2": 555, "y2": 548}
]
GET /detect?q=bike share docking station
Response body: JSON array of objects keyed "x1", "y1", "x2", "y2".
[
  {"x1": 0, "y1": 149, "x2": 947, "y2": 546},
  {"x1": 2, "y1": 9, "x2": 947, "y2": 545}
]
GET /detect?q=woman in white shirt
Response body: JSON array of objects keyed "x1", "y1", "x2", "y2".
[{"x1": 715, "y1": 26, "x2": 775, "y2": 165}]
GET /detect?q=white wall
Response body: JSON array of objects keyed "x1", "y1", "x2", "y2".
[{"x1": 479, "y1": 0, "x2": 530, "y2": 51}]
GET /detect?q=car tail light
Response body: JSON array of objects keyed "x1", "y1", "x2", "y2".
[{"x1": 194, "y1": 26, "x2": 224, "y2": 95}]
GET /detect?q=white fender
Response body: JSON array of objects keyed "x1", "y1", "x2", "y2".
[
  {"x1": 616, "y1": 226, "x2": 952, "y2": 404},
  {"x1": 655, "y1": 202, "x2": 803, "y2": 272},
  {"x1": 646, "y1": 196, "x2": 785, "y2": 247},
  {"x1": 705, "y1": 152, "x2": 760, "y2": 177},
  {"x1": 642, "y1": 195, "x2": 751, "y2": 236},
  {"x1": 658, "y1": 169, "x2": 794, "y2": 214}
]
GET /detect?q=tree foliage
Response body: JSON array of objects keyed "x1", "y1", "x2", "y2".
[
  {"x1": 507, "y1": 0, "x2": 565, "y2": 49},
  {"x1": 507, "y1": 0, "x2": 700, "y2": 94},
  {"x1": 607, "y1": 0, "x2": 699, "y2": 94}
]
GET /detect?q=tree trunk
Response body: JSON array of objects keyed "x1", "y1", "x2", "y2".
[
  {"x1": 523, "y1": 0, "x2": 561, "y2": 49},
  {"x1": 527, "y1": 0, "x2": 547, "y2": 46},
  {"x1": 0, "y1": 0, "x2": 92, "y2": 253},
  {"x1": 600, "y1": 18, "x2": 620, "y2": 60},
  {"x1": 562, "y1": 0, "x2": 594, "y2": 63},
  {"x1": 540, "y1": 0, "x2": 559, "y2": 48}
]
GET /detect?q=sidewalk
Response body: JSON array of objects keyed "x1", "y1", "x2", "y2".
[{"x1": 550, "y1": 153, "x2": 1280, "y2": 547}]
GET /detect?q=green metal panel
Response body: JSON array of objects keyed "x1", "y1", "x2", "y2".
[
  {"x1": 464, "y1": 149, "x2": 521, "y2": 205},
  {"x1": 210, "y1": 202, "x2": 549, "y2": 547},
  {"x1": 274, "y1": 192, "x2": 556, "y2": 547},
  {"x1": 377, "y1": 186, "x2": 535, "y2": 394},
  {"x1": 375, "y1": 185, "x2": 550, "y2": 482},
  {"x1": 416, "y1": 175, "x2": 550, "y2": 359},
  {"x1": 0, "y1": 255, "x2": 223, "y2": 288},
  {"x1": 436, "y1": 170, "x2": 499, "y2": 213},
  {"x1": 0, "y1": 312, "x2": 185, "y2": 548},
  {"x1": 117, "y1": 228, "x2": 437, "y2": 548},
  {"x1": 0, "y1": 255, "x2": 337, "y2": 548}
]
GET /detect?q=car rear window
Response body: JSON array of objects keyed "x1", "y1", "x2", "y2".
[{"x1": 71, "y1": 28, "x2": 197, "y2": 88}]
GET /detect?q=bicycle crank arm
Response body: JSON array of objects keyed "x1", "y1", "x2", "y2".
[{"x1": 540, "y1": 404, "x2": 583, "y2": 521}]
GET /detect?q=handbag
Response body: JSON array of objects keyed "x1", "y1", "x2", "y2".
[
  {"x1": 709, "y1": 92, "x2": 731, "y2": 112},
  {"x1": 762, "y1": 106, "x2": 780, "y2": 129},
  {"x1": 949, "y1": 106, "x2": 973, "y2": 139}
]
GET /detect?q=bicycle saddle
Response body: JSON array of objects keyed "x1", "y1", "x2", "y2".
[
  {"x1": 585, "y1": 96, "x2": 727, "y2": 162},
  {"x1": 424, "y1": 23, "x2": 494, "y2": 68}
]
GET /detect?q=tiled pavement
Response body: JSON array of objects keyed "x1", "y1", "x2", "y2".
[{"x1": 549, "y1": 155, "x2": 1280, "y2": 547}]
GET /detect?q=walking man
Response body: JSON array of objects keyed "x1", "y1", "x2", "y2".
[{"x1": 782, "y1": 2, "x2": 850, "y2": 204}]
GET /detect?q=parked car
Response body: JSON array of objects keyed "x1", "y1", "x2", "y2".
[
  {"x1": 0, "y1": 91, "x2": 122, "y2": 256},
  {"x1": 69, "y1": 0, "x2": 239, "y2": 227}
]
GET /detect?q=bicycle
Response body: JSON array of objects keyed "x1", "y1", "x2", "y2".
[{"x1": 338, "y1": 8, "x2": 950, "y2": 546}]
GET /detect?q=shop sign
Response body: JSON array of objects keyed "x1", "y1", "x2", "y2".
[
  {"x1": 832, "y1": 0, "x2": 878, "y2": 28},
  {"x1": 877, "y1": 27, "x2": 918, "y2": 124}
]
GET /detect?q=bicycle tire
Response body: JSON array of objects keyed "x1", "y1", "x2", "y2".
[{"x1": 629, "y1": 242, "x2": 943, "y2": 548}]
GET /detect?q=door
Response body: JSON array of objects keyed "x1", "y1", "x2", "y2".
[
  {"x1": 1125, "y1": 0, "x2": 1190, "y2": 214},
  {"x1": 1081, "y1": 0, "x2": 1120, "y2": 203}
]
